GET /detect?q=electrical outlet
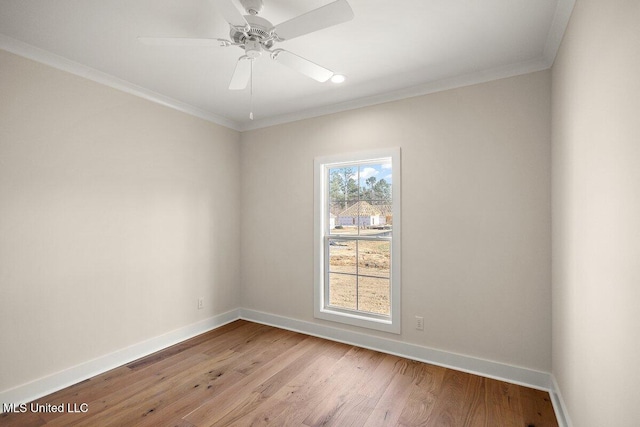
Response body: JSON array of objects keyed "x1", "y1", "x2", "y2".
[
  {"x1": 198, "y1": 297, "x2": 204, "y2": 309},
  {"x1": 415, "y1": 316, "x2": 424, "y2": 331}
]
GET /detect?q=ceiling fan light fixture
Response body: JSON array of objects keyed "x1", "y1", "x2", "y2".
[
  {"x1": 330, "y1": 74, "x2": 346, "y2": 83},
  {"x1": 244, "y1": 39, "x2": 262, "y2": 58}
]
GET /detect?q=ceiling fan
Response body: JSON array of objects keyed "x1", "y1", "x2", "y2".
[{"x1": 139, "y1": 0, "x2": 354, "y2": 93}]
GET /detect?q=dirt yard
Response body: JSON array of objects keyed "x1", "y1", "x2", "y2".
[{"x1": 328, "y1": 239, "x2": 391, "y2": 315}]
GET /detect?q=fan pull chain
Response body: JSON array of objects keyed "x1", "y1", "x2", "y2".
[{"x1": 249, "y1": 58, "x2": 254, "y2": 120}]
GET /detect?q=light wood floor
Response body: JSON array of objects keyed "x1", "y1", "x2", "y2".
[{"x1": 1, "y1": 320, "x2": 558, "y2": 426}]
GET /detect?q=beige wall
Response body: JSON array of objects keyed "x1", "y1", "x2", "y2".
[
  {"x1": 0, "y1": 50, "x2": 241, "y2": 391},
  {"x1": 551, "y1": 0, "x2": 640, "y2": 425},
  {"x1": 241, "y1": 70, "x2": 552, "y2": 371}
]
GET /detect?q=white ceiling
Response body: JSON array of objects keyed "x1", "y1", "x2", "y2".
[{"x1": 0, "y1": 0, "x2": 574, "y2": 131}]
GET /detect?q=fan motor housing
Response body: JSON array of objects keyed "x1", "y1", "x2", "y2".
[{"x1": 230, "y1": 15, "x2": 275, "y2": 49}]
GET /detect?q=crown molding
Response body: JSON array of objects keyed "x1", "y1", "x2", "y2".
[
  {"x1": 240, "y1": 56, "x2": 551, "y2": 131},
  {"x1": 542, "y1": 0, "x2": 576, "y2": 67},
  {"x1": 0, "y1": 34, "x2": 242, "y2": 131}
]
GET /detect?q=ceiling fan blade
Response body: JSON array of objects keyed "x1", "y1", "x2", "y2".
[
  {"x1": 229, "y1": 56, "x2": 252, "y2": 90},
  {"x1": 215, "y1": 0, "x2": 249, "y2": 29},
  {"x1": 271, "y1": 49, "x2": 334, "y2": 82},
  {"x1": 137, "y1": 37, "x2": 229, "y2": 47},
  {"x1": 273, "y1": 0, "x2": 354, "y2": 41}
]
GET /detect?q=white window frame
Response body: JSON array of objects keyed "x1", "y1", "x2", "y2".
[{"x1": 314, "y1": 147, "x2": 401, "y2": 334}]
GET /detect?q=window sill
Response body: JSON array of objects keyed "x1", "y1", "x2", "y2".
[{"x1": 315, "y1": 306, "x2": 401, "y2": 334}]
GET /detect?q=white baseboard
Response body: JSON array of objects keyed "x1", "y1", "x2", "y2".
[
  {"x1": 550, "y1": 374, "x2": 573, "y2": 427},
  {"x1": 0, "y1": 308, "x2": 240, "y2": 408},
  {"x1": 240, "y1": 308, "x2": 552, "y2": 390}
]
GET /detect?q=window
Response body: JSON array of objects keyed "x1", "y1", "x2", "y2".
[{"x1": 314, "y1": 148, "x2": 401, "y2": 333}]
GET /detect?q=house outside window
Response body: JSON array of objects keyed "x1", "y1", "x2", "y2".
[{"x1": 314, "y1": 148, "x2": 401, "y2": 333}]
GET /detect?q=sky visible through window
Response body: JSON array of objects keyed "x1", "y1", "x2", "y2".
[
  {"x1": 333, "y1": 163, "x2": 392, "y2": 186},
  {"x1": 359, "y1": 163, "x2": 392, "y2": 183}
]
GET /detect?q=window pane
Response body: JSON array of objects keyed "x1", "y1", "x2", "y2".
[
  {"x1": 329, "y1": 167, "x2": 357, "y2": 206},
  {"x1": 357, "y1": 162, "x2": 392, "y2": 234},
  {"x1": 357, "y1": 240, "x2": 390, "y2": 278},
  {"x1": 358, "y1": 163, "x2": 381, "y2": 201},
  {"x1": 328, "y1": 166, "x2": 353, "y2": 237},
  {"x1": 328, "y1": 239, "x2": 356, "y2": 274},
  {"x1": 357, "y1": 276, "x2": 390, "y2": 316},
  {"x1": 329, "y1": 273, "x2": 357, "y2": 311}
]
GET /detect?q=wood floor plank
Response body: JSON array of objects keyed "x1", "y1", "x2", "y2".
[
  {"x1": 460, "y1": 376, "x2": 492, "y2": 427},
  {"x1": 46, "y1": 352, "x2": 229, "y2": 426},
  {"x1": 231, "y1": 354, "x2": 341, "y2": 427},
  {"x1": 397, "y1": 362, "x2": 446, "y2": 426},
  {"x1": 233, "y1": 342, "x2": 352, "y2": 426},
  {"x1": 133, "y1": 329, "x2": 284, "y2": 426},
  {"x1": 32, "y1": 367, "x2": 133, "y2": 422},
  {"x1": 520, "y1": 386, "x2": 560, "y2": 427},
  {"x1": 327, "y1": 354, "x2": 408, "y2": 427},
  {"x1": 1, "y1": 320, "x2": 559, "y2": 427},
  {"x1": 42, "y1": 321, "x2": 266, "y2": 425},
  {"x1": 199, "y1": 336, "x2": 330, "y2": 427},
  {"x1": 363, "y1": 365, "x2": 415, "y2": 426},
  {"x1": 132, "y1": 353, "x2": 251, "y2": 427},
  {"x1": 0, "y1": 409, "x2": 46, "y2": 427},
  {"x1": 41, "y1": 322, "x2": 264, "y2": 423},
  {"x1": 125, "y1": 320, "x2": 250, "y2": 371},
  {"x1": 479, "y1": 379, "x2": 524, "y2": 427},
  {"x1": 183, "y1": 335, "x2": 325, "y2": 426},
  {"x1": 424, "y1": 368, "x2": 484, "y2": 426},
  {"x1": 301, "y1": 346, "x2": 386, "y2": 427},
  {"x1": 221, "y1": 328, "x2": 307, "y2": 377}
]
